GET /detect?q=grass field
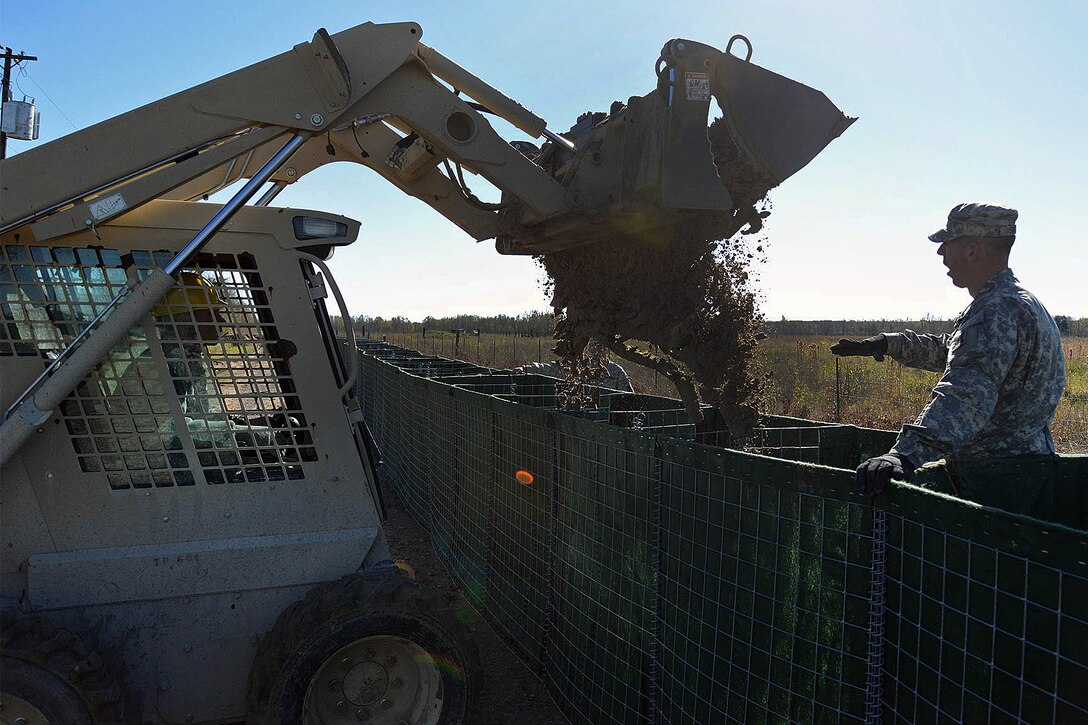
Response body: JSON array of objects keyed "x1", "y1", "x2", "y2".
[{"x1": 374, "y1": 330, "x2": 1087, "y2": 454}]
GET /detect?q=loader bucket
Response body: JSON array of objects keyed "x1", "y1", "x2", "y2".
[
  {"x1": 493, "y1": 37, "x2": 856, "y2": 255},
  {"x1": 710, "y1": 52, "x2": 856, "y2": 187}
]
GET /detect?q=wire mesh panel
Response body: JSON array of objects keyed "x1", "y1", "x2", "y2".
[
  {"x1": 427, "y1": 385, "x2": 493, "y2": 611},
  {"x1": 657, "y1": 441, "x2": 873, "y2": 723},
  {"x1": 548, "y1": 417, "x2": 657, "y2": 724},
  {"x1": 1, "y1": 244, "x2": 126, "y2": 356},
  {"x1": 417, "y1": 378, "x2": 456, "y2": 560},
  {"x1": 744, "y1": 425, "x2": 846, "y2": 466},
  {"x1": 602, "y1": 393, "x2": 699, "y2": 439},
  {"x1": 445, "y1": 373, "x2": 561, "y2": 409},
  {"x1": 403, "y1": 370, "x2": 437, "y2": 529},
  {"x1": 389, "y1": 357, "x2": 491, "y2": 378},
  {"x1": 366, "y1": 359, "x2": 399, "y2": 488},
  {"x1": 175, "y1": 252, "x2": 318, "y2": 485},
  {"x1": 488, "y1": 397, "x2": 554, "y2": 668},
  {"x1": 381, "y1": 363, "x2": 432, "y2": 527},
  {"x1": 2, "y1": 244, "x2": 315, "y2": 488},
  {"x1": 355, "y1": 344, "x2": 1088, "y2": 725},
  {"x1": 881, "y1": 487, "x2": 1088, "y2": 724}
]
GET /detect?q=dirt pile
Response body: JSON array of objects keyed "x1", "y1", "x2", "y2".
[{"x1": 539, "y1": 118, "x2": 775, "y2": 439}]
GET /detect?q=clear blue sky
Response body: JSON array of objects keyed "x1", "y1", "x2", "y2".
[{"x1": 4, "y1": 0, "x2": 1086, "y2": 321}]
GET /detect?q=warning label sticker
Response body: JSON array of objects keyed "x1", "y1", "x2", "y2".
[
  {"x1": 685, "y1": 72, "x2": 711, "y2": 101},
  {"x1": 88, "y1": 193, "x2": 127, "y2": 221}
]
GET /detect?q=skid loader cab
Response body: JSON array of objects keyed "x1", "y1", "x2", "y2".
[{"x1": 0, "y1": 201, "x2": 448, "y2": 721}]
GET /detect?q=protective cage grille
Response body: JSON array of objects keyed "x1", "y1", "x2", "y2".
[
  {"x1": 2, "y1": 244, "x2": 317, "y2": 488},
  {"x1": 356, "y1": 340, "x2": 1087, "y2": 725}
]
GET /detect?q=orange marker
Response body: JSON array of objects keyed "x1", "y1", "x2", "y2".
[{"x1": 515, "y1": 470, "x2": 534, "y2": 486}]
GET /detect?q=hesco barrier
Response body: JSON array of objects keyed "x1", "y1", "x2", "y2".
[{"x1": 353, "y1": 340, "x2": 1087, "y2": 724}]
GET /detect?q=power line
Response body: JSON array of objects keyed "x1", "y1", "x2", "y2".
[{"x1": 20, "y1": 69, "x2": 78, "y2": 131}]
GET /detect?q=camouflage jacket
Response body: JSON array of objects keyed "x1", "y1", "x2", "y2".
[
  {"x1": 116, "y1": 341, "x2": 285, "y2": 449},
  {"x1": 884, "y1": 268, "x2": 1066, "y2": 464}
]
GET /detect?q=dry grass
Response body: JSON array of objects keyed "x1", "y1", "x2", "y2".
[{"x1": 375, "y1": 331, "x2": 1087, "y2": 454}]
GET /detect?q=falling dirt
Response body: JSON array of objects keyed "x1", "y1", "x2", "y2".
[
  {"x1": 539, "y1": 118, "x2": 775, "y2": 439},
  {"x1": 553, "y1": 338, "x2": 611, "y2": 412}
]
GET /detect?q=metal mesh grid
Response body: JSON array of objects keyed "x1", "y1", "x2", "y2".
[
  {"x1": 356, "y1": 342, "x2": 1087, "y2": 725},
  {"x1": 2, "y1": 244, "x2": 316, "y2": 488},
  {"x1": 548, "y1": 420, "x2": 657, "y2": 722},
  {"x1": 59, "y1": 343, "x2": 182, "y2": 489},
  {"x1": 657, "y1": 444, "x2": 872, "y2": 723},
  {"x1": 171, "y1": 253, "x2": 318, "y2": 484},
  {"x1": 386, "y1": 356, "x2": 491, "y2": 378},
  {"x1": 397, "y1": 367, "x2": 437, "y2": 528},
  {"x1": 2, "y1": 244, "x2": 128, "y2": 354},
  {"x1": 745, "y1": 425, "x2": 845, "y2": 465},
  {"x1": 367, "y1": 362, "x2": 428, "y2": 524},
  {"x1": 881, "y1": 493, "x2": 1088, "y2": 724},
  {"x1": 425, "y1": 381, "x2": 493, "y2": 609},
  {"x1": 487, "y1": 400, "x2": 554, "y2": 669}
]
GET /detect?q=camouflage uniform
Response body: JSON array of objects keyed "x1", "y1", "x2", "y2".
[
  {"x1": 886, "y1": 268, "x2": 1066, "y2": 464},
  {"x1": 111, "y1": 338, "x2": 285, "y2": 450},
  {"x1": 160, "y1": 342, "x2": 290, "y2": 450}
]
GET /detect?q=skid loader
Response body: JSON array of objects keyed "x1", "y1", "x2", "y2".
[{"x1": 0, "y1": 21, "x2": 853, "y2": 723}]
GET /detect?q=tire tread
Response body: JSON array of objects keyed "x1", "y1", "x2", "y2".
[
  {"x1": 246, "y1": 571, "x2": 479, "y2": 724},
  {"x1": 0, "y1": 611, "x2": 124, "y2": 723}
]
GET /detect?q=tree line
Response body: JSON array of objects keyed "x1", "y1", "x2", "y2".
[
  {"x1": 332, "y1": 313, "x2": 1088, "y2": 339},
  {"x1": 334, "y1": 311, "x2": 555, "y2": 338}
]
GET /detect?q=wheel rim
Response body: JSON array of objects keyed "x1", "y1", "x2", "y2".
[
  {"x1": 0, "y1": 692, "x2": 50, "y2": 725},
  {"x1": 302, "y1": 635, "x2": 444, "y2": 725}
]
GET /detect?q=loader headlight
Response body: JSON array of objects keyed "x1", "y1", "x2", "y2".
[{"x1": 292, "y1": 216, "x2": 349, "y2": 240}]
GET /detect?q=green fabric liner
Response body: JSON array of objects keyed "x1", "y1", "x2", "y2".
[
  {"x1": 355, "y1": 345, "x2": 1087, "y2": 725},
  {"x1": 488, "y1": 399, "x2": 554, "y2": 669}
]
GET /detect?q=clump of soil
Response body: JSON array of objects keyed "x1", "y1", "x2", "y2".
[
  {"x1": 539, "y1": 118, "x2": 775, "y2": 439},
  {"x1": 554, "y1": 338, "x2": 610, "y2": 412}
]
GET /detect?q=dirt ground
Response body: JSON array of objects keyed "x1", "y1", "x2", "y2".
[{"x1": 379, "y1": 479, "x2": 569, "y2": 725}]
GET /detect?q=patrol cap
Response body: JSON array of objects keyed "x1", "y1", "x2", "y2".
[{"x1": 929, "y1": 202, "x2": 1017, "y2": 243}]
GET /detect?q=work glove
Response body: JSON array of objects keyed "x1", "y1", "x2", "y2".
[
  {"x1": 830, "y1": 334, "x2": 888, "y2": 362},
  {"x1": 855, "y1": 453, "x2": 915, "y2": 497}
]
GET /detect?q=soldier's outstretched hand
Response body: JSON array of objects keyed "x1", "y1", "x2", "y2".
[{"x1": 830, "y1": 334, "x2": 888, "y2": 361}]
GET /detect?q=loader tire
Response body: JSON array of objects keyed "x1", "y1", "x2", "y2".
[
  {"x1": 246, "y1": 571, "x2": 479, "y2": 725},
  {"x1": 0, "y1": 611, "x2": 124, "y2": 724}
]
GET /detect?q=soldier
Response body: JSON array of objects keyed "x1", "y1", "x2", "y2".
[
  {"x1": 150, "y1": 272, "x2": 296, "y2": 456},
  {"x1": 150, "y1": 270, "x2": 228, "y2": 414},
  {"x1": 516, "y1": 338, "x2": 635, "y2": 392},
  {"x1": 516, "y1": 359, "x2": 635, "y2": 392},
  {"x1": 831, "y1": 203, "x2": 1066, "y2": 495}
]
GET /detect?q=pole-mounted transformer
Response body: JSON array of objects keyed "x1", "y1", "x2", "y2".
[
  {"x1": 1, "y1": 47, "x2": 39, "y2": 158},
  {"x1": 1, "y1": 96, "x2": 39, "y2": 140}
]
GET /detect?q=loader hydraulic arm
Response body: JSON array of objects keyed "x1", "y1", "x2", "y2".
[
  {"x1": 0, "y1": 22, "x2": 575, "y2": 246},
  {"x1": 0, "y1": 22, "x2": 853, "y2": 255}
]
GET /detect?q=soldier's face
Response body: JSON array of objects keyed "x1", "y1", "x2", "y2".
[{"x1": 937, "y1": 237, "x2": 973, "y2": 288}]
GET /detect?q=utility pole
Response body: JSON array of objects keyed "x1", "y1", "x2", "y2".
[{"x1": 1, "y1": 47, "x2": 39, "y2": 159}]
